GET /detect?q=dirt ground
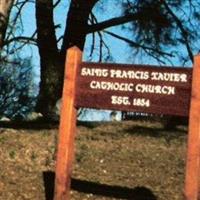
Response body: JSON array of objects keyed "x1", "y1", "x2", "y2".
[{"x1": 0, "y1": 120, "x2": 188, "y2": 200}]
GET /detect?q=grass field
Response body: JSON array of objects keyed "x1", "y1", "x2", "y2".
[{"x1": 0, "y1": 119, "x2": 188, "y2": 200}]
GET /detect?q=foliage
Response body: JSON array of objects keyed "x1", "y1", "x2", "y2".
[
  {"x1": 120, "y1": 0, "x2": 200, "y2": 64},
  {"x1": 0, "y1": 58, "x2": 37, "y2": 120}
]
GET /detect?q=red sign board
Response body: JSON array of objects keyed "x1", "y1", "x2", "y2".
[{"x1": 76, "y1": 62, "x2": 192, "y2": 116}]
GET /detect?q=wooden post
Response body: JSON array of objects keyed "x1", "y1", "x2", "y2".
[
  {"x1": 54, "y1": 46, "x2": 82, "y2": 200},
  {"x1": 185, "y1": 55, "x2": 200, "y2": 200}
]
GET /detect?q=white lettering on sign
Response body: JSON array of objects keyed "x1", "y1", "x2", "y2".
[
  {"x1": 90, "y1": 81, "x2": 134, "y2": 92},
  {"x1": 81, "y1": 67, "x2": 109, "y2": 77},
  {"x1": 135, "y1": 84, "x2": 175, "y2": 95},
  {"x1": 110, "y1": 96, "x2": 151, "y2": 107},
  {"x1": 90, "y1": 81, "x2": 176, "y2": 95},
  {"x1": 110, "y1": 69, "x2": 149, "y2": 80},
  {"x1": 151, "y1": 72, "x2": 187, "y2": 82},
  {"x1": 111, "y1": 96, "x2": 131, "y2": 105},
  {"x1": 133, "y1": 98, "x2": 150, "y2": 107},
  {"x1": 81, "y1": 67, "x2": 188, "y2": 83}
]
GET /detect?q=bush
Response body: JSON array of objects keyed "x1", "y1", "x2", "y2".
[{"x1": 0, "y1": 58, "x2": 37, "y2": 120}]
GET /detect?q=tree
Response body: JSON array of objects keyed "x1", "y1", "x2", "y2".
[
  {"x1": 35, "y1": 0, "x2": 98, "y2": 117},
  {"x1": 0, "y1": 58, "x2": 36, "y2": 120},
  {"x1": 34, "y1": 0, "x2": 200, "y2": 118},
  {"x1": 1, "y1": 0, "x2": 200, "y2": 118},
  {"x1": 0, "y1": 0, "x2": 38, "y2": 119},
  {"x1": 0, "y1": 0, "x2": 14, "y2": 48}
]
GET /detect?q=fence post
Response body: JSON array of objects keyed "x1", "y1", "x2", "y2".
[
  {"x1": 54, "y1": 46, "x2": 82, "y2": 200},
  {"x1": 185, "y1": 55, "x2": 200, "y2": 200}
]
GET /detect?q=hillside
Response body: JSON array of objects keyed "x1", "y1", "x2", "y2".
[{"x1": 0, "y1": 120, "x2": 187, "y2": 200}]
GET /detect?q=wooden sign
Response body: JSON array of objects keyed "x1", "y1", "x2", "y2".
[
  {"x1": 54, "y1": 47, "x2": 200, "y2": 200},
  {"x1": 76, "y1": 62, "x2": 192, "y2": 116}
]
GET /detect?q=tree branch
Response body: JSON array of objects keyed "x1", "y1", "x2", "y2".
[
  {"x1": 6, "y1": 0, "x2": 28, "y2": 40},
  {"x1": 5, "y1": 36, "x2": 37, "y2": 45},
  {"x1": 103, "y1": 30, "x2": 174, "y2": 58},
  {"x1": 4, "y1": 30, "x2": 37, "y2": 46},
  {"x1": 161, "y1": 0, "x2": 194, "y2": 62},
  {"x1": 53, "y1": 0, "x2": 61, "y2": 8},
  {"x1": 87, "y1": 13, "x2": 138, "y2": 33}
]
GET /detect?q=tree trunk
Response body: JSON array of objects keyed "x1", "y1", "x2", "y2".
[
  {"x1": 35, "y1": 0, "x2": 98, "y2": 118},
  {"x1": 0, "y1": 0, "x2": 14, "y2": 49},
  {"x1": 35, "y1": 0, "x2": 63, "y2": 117},
  {"x1": 61, "y1": 0, "x2": 98, "y2": 56}
]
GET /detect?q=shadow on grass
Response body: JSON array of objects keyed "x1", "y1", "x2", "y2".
[
  {"x1": 0, "y1": 120, "x2": 59, "y2": 130},
  {"x1": 0, "y1": 120, "x2": 102, "y2": 130},
  {"x1": 124, "y1": 125, "x2": 187, "y2": 143},
  {"x1": 43, "y1": 171, "x2": 157, "y2": 200},
  {"x1": 77, "y1": 120, "x2": 105, "y2": 129}
]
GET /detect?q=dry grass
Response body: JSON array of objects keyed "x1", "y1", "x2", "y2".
[{"x1": 0, "y1": 120, "x2": 188, "y2": 200}]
